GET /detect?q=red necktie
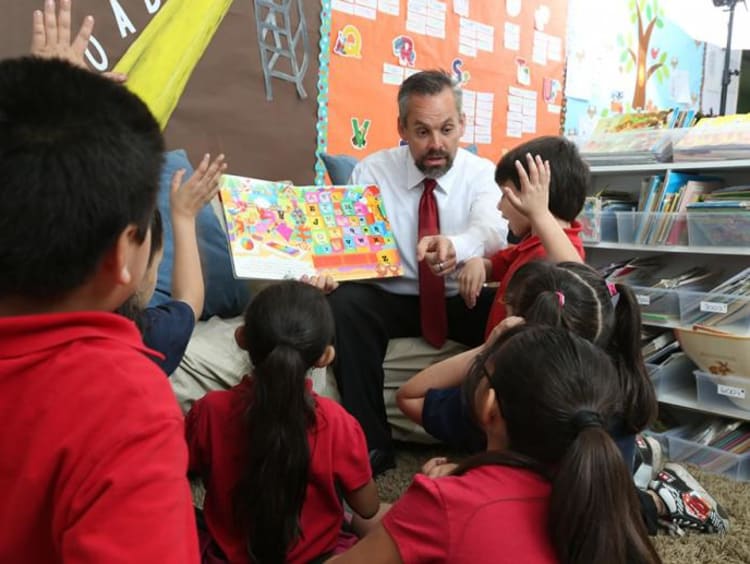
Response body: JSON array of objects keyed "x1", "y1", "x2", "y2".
[{"x1": 418, "y1": 178, "x2": 447, "y2": 348}]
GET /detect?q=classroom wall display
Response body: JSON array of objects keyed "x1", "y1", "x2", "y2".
[
  {"x1": 0, "y1": 0, "x2": 323, "y2": 185},
  {"x1": 564, "y1": 0, "x2": 706, "y2": 138},
  {"x1": 316, "y1": 0, "x2": 569, "y2": 184}
]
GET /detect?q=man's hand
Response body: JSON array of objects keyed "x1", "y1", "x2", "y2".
[
  {"x1": 457, "y1": 257, "x2": 486, "y2": 309},
  {"x1": 300, "y1": 274, "x2": 339, "y2": 295},
  {"x1": 417, "y1": 235, "x2": 457, "y2": 277},
  {"x1": 170, "y1": 154, "x2": 226, "y2": 221},
  {"x1": 30, "y1": 0, "x2": 126, "y2": 82},
  {"x1": 501, "y1": 153, "x2": 552, "y2": 222}
]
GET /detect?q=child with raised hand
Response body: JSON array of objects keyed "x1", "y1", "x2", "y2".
[
  {"x1": 118, "y1": 153, "x2": 227, "y2": 375},
  {"x1": 186, "y1": 281, "x2": 380, "y2": 563},
  {"x1": 1, "y1": 42, "x2": 198, "y2": 564},
  {"x1": 332, "y1": 326, "x2": 662, "y2": 564}
]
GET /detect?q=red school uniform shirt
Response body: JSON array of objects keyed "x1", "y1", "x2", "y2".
[
  {"x1": 186, "y1": 376, "x2": 372, "y2": 564},
  {"x1": 485, "y1": 221, "x2": 584, "y2": 338},
  {"x1": 382, "y1": 465, "x2": 556, "y2": 564},
  {"x1": 0, "y1": 311, "x2": 199, "y2": 564}
]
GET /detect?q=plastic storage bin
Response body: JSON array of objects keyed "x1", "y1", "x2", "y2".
[
  {"x1": 631, "y1": 286, "x2": 681, "y2": 325},
  {"x1": 665, "y1": 424, "x2": 750, "y2": 481},
  {"x1": 678, "y1": 289, "x2": 750, "y2": 335},
  {"x1": 615, "y1": 211, "x2": 689, "y2": 246},
  {"x1": 687, "y1": 211, "x2": 750, "y2": 247},
  {"x1": 695, "y1": 370, "x2": 750, "y2": 412},
  {"x1": 646, "y1": 352, "x2": 696, "y2": 396}
]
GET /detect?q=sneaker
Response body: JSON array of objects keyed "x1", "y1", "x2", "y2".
[
  {"x1": 649, "y1": 463, "x2": 730, "y2": 535},
  {"x1": 633, "y1": 433, "x2": 666, "y2": 490}
]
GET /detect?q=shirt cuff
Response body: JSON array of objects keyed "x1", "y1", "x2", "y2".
[{"x1": 449, "y1": 234, "x2": 483, "y2": 265}]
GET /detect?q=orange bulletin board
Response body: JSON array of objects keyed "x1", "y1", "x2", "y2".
[{"x1": 315, "y1": 0, "x2": 568, "y2": 183}]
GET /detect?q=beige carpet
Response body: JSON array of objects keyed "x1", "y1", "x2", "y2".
[{"x1": 376, "y1": 444, "x2": 750, "y2": 564}]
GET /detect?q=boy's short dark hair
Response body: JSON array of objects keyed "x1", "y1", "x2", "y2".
[
  {"x1": 0, "y1": 57, "x2": 164, "y2": 300},
  {"x1": 495, "y1": 136, "x2": 590, "y2": 222}
]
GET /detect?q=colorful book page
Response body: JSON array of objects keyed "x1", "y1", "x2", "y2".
[{"x1": 219, "y1": 175, "x2": 402, "y2": 281}]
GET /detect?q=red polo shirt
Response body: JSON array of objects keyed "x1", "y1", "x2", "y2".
[
  {"x1": 383, "y1": 465, "x2": 555, "y2": 564},
  {"x1": 186, "y1": 376, "x2": 371, "y2": 564},
  {"x1": 0, "y1": 311, "x2": 198, "y2": 563},
  {"x1": 485, "y1": 221, "x2": 584, "y2": 337}
]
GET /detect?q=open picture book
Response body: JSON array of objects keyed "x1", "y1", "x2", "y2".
[{"x1": 218, "y1": 175, "x2": 403, "y2": 281}]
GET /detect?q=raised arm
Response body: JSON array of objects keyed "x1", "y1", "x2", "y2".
[
  {"x1": 396, "y1": 345, "x2": 482, "y2": 424},
  {"x1": 503, "y1": 154, "x2": 583, "y2": 263},
  {"x1": 170, "y1": 153, "x2": 227, "y2": 320},
  {"x1": 30, "y1": 0, "x2": 126, "y2": 81}
]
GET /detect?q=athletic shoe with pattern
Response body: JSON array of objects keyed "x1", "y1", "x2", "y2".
[{"x1": 649, "y1": 463, "x2": 730, "y2": 535}]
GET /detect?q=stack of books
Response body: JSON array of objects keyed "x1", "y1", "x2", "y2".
[
  {"x1": 580, "y1": 109, "x2": 698, "y2": 165},
  {"x1": 673, "y1": 114, "x2": 750, "y2": 161},
  {"x1": 632, "y1": 172, "x2": 724, "y2": 245}
]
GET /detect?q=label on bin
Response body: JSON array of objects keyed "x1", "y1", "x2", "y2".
[
  {"x1": 717, "y1": 384, "x2": 746, "y2": 400},
  {"x1": 700, "y1": 301, "x2": 728, "y2": 314},
  {"x1": 636, "y1": 294, "x2": 650, "y2": 306}
]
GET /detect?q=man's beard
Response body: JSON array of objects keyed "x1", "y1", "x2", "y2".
[{"x1": 415, "y1": 150, "x2": 454, "y2": 178}]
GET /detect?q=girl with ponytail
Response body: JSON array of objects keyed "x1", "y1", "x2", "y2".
[
  {"x1": 332, "y1": 326, "x2": 661, "y2": 564},
  {"x1": 186, "y1": 281, "x2": 379, "y2": 563},
  {"x1": 398, "y1": 260, "x2": 656, "y2": 468}
]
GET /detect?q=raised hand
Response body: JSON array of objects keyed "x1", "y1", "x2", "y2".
[
  {"x1": 501, "y1": 153, "x2": 552, "y2": 221},
  {"x1": 170, "y1": 154, "x2": 227, "y2": 221}
]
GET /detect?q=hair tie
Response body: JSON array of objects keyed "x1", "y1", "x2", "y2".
[
  {"x1": 555, "y1": 291, "x2": 565, "y2": 307},
  {"x1": 606, "y1": 282, "x2": 617, "y2": 297},
  {"x1": 570, "y1": 410, "x2": 603, "y2": 434}
]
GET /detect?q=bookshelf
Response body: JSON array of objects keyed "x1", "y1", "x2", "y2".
[{"x1": 585, "y1": 159, "x2": 750, "y2": 424}]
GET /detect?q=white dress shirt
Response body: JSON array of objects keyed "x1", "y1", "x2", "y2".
[{"x1": 350, "y1": 145, "x2": 507, "y2": 296}]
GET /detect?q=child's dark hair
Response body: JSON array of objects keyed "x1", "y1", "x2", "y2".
[
  {"x1": 457, "y1": 325, "x2": 661, "y2": 564},
  {"x1": 148, "y1": 209, "x2": 164, "y2": 266},
  {"x1": 503, "y1": 260, "x2": 657, "y2": 432},
  {"x1": 234, "y1": 280, "x2": 335, "y2": 563},
  {"x1": 0, "y1": 57, "x2": 164, "y2": 301},
  {"x1": 495, "y1": 136, "x2": 589, "y2": 221},
  {"x1": 116, "y1": 209, "x2": 164, "y2": 327}
]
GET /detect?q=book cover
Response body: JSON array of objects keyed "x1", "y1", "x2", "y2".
[{"x1": 219, "y1": 175, "x2": 403, "y2": 281}]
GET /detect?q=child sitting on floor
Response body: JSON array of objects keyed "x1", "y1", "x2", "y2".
[
  {"x1": 186, "y1": 281, "x2": 380, "y2": 563},
  {"x1": 117, "y1": 153, "x2": 226, "y2": 374},
  {"x1": 332, "y1": 326, "x2": 662, "y2": 564},
  {"x1": 399, "y1": 260, "x2": 729, "y2": 536}
]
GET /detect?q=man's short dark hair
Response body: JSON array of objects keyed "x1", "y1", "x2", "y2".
[
  {"x1": 397, "y1": 69, "x2": 462, "y2": 125},
  {"x1": 0, "y1": 57, "x2": 164, "y2": 300},
  {"x1": 495, "y1": 136, "x2": 590, "y2": 222}
]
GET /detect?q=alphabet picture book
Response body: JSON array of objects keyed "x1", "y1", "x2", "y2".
[{"x1": 218, "y1": 175, "x2": 403, "y2": 281}]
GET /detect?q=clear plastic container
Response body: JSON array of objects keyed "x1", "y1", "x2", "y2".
[
  {"x1": 646, "y1": 352, "x2": 696, "y2": 396},
  {"x1": 687, "y1": 211, "x2": 750, "y2": 247},
  {"x1": 615, "y1": 211, "x2": 690, "y2": 246},
  {"x1": 665, "y1": 424, "x2": 750, "y2": 480},
  {"x1": 695, "y1": 370, "x2": 750, "y2": 412}
]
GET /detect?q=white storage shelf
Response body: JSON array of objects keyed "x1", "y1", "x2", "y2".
[{"x1": 588, "y1": 158, "x2": 750, "y2": 430}]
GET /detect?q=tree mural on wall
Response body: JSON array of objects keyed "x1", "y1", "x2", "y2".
[{"x1": 618, "y1": 0, "x2": 670, "y2": 110}]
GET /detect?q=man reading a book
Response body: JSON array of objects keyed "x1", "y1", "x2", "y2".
[{"x1": 327, "y1": 69, "x2": 507, "y2": 475}]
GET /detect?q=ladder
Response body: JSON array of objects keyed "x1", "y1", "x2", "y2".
[{"x1": 253, "y1": 0, "x2": 310, "y2": 101}]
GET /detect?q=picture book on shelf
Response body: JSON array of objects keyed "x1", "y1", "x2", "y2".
[{"x1": 218, "y1": 175, "x2": 403, "y2": 281}]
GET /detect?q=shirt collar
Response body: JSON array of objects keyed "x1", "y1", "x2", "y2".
[{"x1": 405, "y1": 146, "x2": 465, "y2": 194}]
